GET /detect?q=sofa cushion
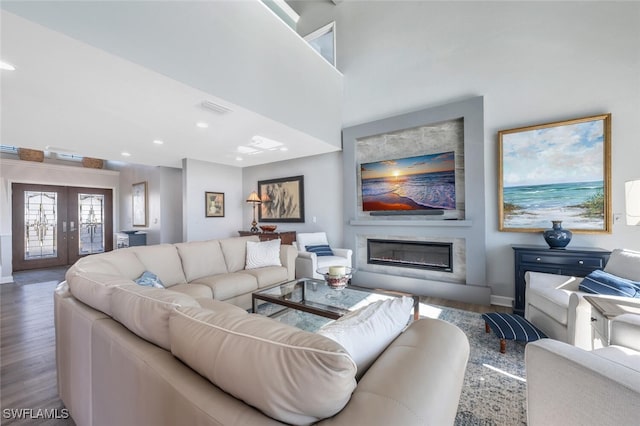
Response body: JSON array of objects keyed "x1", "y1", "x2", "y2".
[
  {"x1": 111, "y1": 285, "x2": 199, "y2": 351},
  {"x1": 316, "y1": 255, "x2": 352, "y2": 269},
  {"x1": 67, "y1": 271, "x2": 134, "y2": 316},
  {"x1": 169, "y1": 306, "x2": 357, "y2": 425},
  {"x1": 604, "y1": 249, "x2": 640, "y2": 281},
  {"x1": 246, "y1": 239, "x2": 282, "y2": 269},
  {"x1": 241, "y1": 266, "x2": 289, "y2": 288},
  {"x1": 169, "y1": 283, "x2": 213, "y2": 299},
  {"x1": 131, "y1": 244, "x2": 187, "y2": 287},
  {"x1": 593, "y1": 346, "x2": 640, "y2": 373},
  {"x1": 192, "y1": 272, "x2": 258, "y2": 301},
  {"x1": 318, "y1": 296, "x2": 414, "y2": 377},
  {"x1": 220, "y1": 236, "x2": 260, "y2": 272},
  {"x1": 68, "y1": 249, "x2": 146, "y2": 282},
  {"x1": 579, "y1": 270, "x2": 640, "y2": 298},
  {"x1": 175, "y1": 240, "x2": 228, "y2": 282}
]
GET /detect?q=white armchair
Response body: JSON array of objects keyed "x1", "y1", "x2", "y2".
[
  {"x1": 525, "y1": 314, "x2": 640, "y2": 426},
  {"x1": 294, "y1": 232, "x2": 352, "y2": 279},
  {"x1": 525, "y1": 248, "x2": 640, "y2": 349}
]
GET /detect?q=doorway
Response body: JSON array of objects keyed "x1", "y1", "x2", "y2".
[{"x1": 11, "y1": 183, "x2": 113, "y2": 271}]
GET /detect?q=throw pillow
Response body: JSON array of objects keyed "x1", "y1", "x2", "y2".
[
  {"x1": 245, "y1": 239, "x2": 282, "y2": 269},
  {"x1": 306, "y1": 244, "x2": 334, "y2": 256},
  {"x1": 579, "y1": 269, "x2": 640, "y2": 298},
  {"x1": 318, "y1": 296, "x2": 414, "y2": 377},
  {"x1": 135, "y1": 271, "x2": 165, "y2": 289}
]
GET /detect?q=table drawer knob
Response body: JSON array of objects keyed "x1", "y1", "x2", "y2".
[
  {"x1": 591, "y1": 317, "x2": 598, "y2": 322},
  {"x1": 536, "y1": 257, "x2": 541, "y2": 261},
  {"x1": 579, "y1": 260, "x2": 584, "y2": 265}
]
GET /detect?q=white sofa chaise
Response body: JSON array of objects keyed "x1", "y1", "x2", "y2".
[
  {"x1": 55, "y1": 236, "x2": 471, "y2": 426},
  {"x1": 525, "y1": 314, "x2": 640, "y2": 425},
  {"x1": 525, "y1": 248, "x2": 640, "y2": 349}
]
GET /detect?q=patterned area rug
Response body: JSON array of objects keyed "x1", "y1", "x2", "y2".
[{"x1": 258, "y1": 300, "x2": 527, "y2": 425}]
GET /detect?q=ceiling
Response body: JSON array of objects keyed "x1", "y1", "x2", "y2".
[{"x1": 0, "y1": 2, "x2": 339, "y2": 169}]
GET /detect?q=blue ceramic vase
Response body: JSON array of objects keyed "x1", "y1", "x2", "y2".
[{"x1": 543, "y1": 220, "x2": 572, "y2": 249}]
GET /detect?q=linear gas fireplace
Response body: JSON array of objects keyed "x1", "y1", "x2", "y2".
[{"x1": 367, "y1": 239, "x2": 453, "y2": 272}]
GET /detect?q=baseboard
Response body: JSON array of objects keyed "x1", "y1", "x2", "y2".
[
  {"x1": 491, "y1": 295, "x2": 514, "y2": 308},
  {"x1": 0, "y1": 275, "x2": 14, "y2": 284}
]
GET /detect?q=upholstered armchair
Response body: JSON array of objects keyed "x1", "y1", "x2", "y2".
[
  {"x1": 294, "y1": 232, "x2": 352, "y2": 279},
  {"x1": 525, "y1": 248, "x2": 640, "y2": 349},
  {"x1": 525, "y1": 314, "x2": 640, "y2": 425}
]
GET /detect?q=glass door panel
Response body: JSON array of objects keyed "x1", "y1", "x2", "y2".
[
  {"x1": 78, "y1": 193, "x2": 105, "y2": 255},
  {"x1": 24, "y1": 190, "x2": 58, "y2": 260}
]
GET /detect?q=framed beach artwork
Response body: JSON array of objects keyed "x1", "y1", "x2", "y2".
[
  {"x1": 258, "y1": 175, "x2": 305, "y2": 223},
  {"x1": 205, "y1": 192, "x2": 224, "y2": 217},
  {"x1": 498, "y1": 114, "x2": 611, "y2": 233},
  {"x1": 132, "y1": 181, "x2": 148, "y2": 227}
]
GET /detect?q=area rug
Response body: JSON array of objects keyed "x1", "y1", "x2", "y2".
[{"x1": 259, "y1": 300, "x2": 527, "y2": 425}]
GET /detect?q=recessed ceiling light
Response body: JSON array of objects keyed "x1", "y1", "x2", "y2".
[
  {"x1": 153, "y1": 139, "x2": 164, "y2": 145},
  {"x1": 0, "y1": 61, "x2": 16, "y2": 71},
  {"x1": 196, "y1": 122, "x2": 209, "y2": 128},
  {"x1": 121, "y1": 152, "x2": 131, "y2": 157}
]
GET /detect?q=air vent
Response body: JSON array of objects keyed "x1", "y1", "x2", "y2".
[{"x1": 201, "y1": 100, "x2": 232, "y2": 115}]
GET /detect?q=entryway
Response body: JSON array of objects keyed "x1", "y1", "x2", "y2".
[{"x1": 11, "y1": 183, "x2": 113, "y2": 271}]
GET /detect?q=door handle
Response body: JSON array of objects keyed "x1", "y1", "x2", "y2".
[
  {"x1": 70, "y1": 221, "x2": 76, "y2": 232},
  {"x1": 62, "y1": 221, "x2": 67, "y2": 232}
]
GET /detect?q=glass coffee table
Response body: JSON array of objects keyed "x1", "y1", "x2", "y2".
[{"x1": 252, "y1": 278, "x2": 419, "y2": 331}]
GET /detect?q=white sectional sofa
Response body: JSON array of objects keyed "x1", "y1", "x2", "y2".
[{"x1": 55, "y1": 236, "x2": 471, "y2": 426}]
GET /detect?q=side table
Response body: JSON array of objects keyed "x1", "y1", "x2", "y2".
[{"x1": 584, "y1": 296, "x2": 640, "y2": 349}]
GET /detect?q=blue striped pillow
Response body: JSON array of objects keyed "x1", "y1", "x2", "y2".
[
  {"x1": 579, "y1": 269, "x2": 640, "y2": 298},
  {"x1": 305, "y1": 244, "x2": 334, "y2": 256}
]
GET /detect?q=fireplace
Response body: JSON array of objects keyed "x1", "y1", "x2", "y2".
[{"x1": 367, "y1": 239, "x2": 453, "y2": 272}]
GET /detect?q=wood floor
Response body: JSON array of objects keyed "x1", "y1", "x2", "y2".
[{"x1": 0, "y1": 266, "x2": 510, "y2": 425}]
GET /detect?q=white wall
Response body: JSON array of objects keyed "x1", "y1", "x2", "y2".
[
  {"x1": 290, "y1": 1, "x2": 640, "y2": 303},
  {"x1": 243, "y1": 152, "x2": 345, "y2": 247},
  {"x1": 0, "y1": 158, "x2": 120, "y2": 282},
  {"x1": 182, "y1": 159, "x2": 244, "y2": 242}
]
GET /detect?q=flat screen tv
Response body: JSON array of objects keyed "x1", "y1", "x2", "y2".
[{"x1": 360, "y1": 151, "x2": 456, "y2": 212}]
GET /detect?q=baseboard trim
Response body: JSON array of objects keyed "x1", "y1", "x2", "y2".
[
  {"x1": 1, "y1": 275, "x2": 14, "y2": 284},
  {"x1": 491, "y1": 295, "x2": 514, "y2": 308}
]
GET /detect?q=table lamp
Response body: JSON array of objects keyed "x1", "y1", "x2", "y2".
[{"x1": 246, "y1": 191, "x2": 261, "y2": 233}]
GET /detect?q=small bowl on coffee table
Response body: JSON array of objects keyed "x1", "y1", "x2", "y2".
[{"x1": 317, "y1": 266, "x2": 354, "y2": 290}]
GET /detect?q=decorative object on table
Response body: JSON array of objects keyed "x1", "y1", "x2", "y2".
[
  {"x1": 205, "y1": 192, "x2": 224, "y2": 217},
  {"x1": 18, "y1": 148, "x2": 44, "y2": 162},
  {"x1": 542, "y1": 220, "x2": 573, "y2": 249},
  {"x1": 245, "y1": 191, "x2": 261, "y2": 233},
  {"x1": 257, "y1": 175, "x2": 305, "y2": 223},
  {"x1": 132, "y1": 181, "x2": 148, "y2": 227},
  {"x1": 498, "y1": 113, "x2": 612, "y2": 233},
  {"x1": 626, "y1": 179, "x2": 640, "y2": 225},
  {"x1": 317, "y1": 266, "x2": 354, "y2": 290},
  {"x1": 121, "y1": 230, "x2": 139, "y2": 235},
  {"x1": 259, "y1": 225, "x2": 277, "y2": 232},
  {"x1": 81, "y1": 157, "x2": 104, "y2": 169}
]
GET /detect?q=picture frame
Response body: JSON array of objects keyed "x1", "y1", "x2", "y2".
[
  {"x1": 205, "y1": 192, "x2": 225, "y2": 217},
  {"x1": 498, "y1": 113, "x2": 611, "y2": 233},
  {"x1": 132, "y1": 181, "x2": 148, "y2": 227},
  {"x1": 258, "y1": 175, "x2": 305, "y2": 223}
]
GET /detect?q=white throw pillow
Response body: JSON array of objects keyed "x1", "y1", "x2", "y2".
[
  {"x1": 245, "y1": 239, "x2": 282, "y2": 269},
  {"x1": 318, "y1": 296, "x2": 414, "y2": 377}
]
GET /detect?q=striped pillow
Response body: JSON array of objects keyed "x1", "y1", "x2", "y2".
[
  {"x1": 579, "y1": 269, "x2": 640, "y2": 298},
  {"x1": 305, "y1": 244, "x2": 334, "y2": 256}
]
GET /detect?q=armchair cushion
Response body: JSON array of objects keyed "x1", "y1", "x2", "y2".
[
  {"x1": 604, "y1": 248, "x2": 640, "y2": 280},
  {"x1": 305, "y1": 244, "x2": 334, "y2": 256},
  {"x1": 579, "y1": 269, "x2": 640, "y2": 298},
  {"x1": 296, "y1": 232, "x2": 328, "y2": 252}
]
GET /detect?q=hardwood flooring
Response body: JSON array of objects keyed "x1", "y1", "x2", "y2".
[{"x1": 0, "y1": 266, "x2": 510, "y2": 425}]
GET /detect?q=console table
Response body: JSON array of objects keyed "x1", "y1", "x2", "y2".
[
  {"x1": 238, "y1": 231, "x2": 296, "y2": 245},
  {"x1": 512, "y1": 245, "x2": 611, "y2": 316}
]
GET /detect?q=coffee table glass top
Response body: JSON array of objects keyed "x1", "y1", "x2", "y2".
[{"x1": 252, "y1": 278, "x2": 418, "y2": 331}]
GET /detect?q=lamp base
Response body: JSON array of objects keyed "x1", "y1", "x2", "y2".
[{"x1": 250, "y1": 221, "x2": 259, "y2": 233}]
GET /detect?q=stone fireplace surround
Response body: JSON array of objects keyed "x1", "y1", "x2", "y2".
[{"x1": 341, "y1": 97, "x2": 491, "y2": 305}]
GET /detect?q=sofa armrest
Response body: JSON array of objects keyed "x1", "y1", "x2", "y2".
[
  {"x1": 318, "y1": 318, "x2": 469, "y2": 426},
  {"x1": 525, "y1": 339, "x2": 640, "y2": 426},
  {"x1": 279, "y1": 245, "x2": 298, "y2": 281},
  {"x1": 525, "y1": 271, "x2": 582, "y2": 292},
  {"x1": 295, "y1": 251, "x2": 318, "y2": 279},
  {"x1": 610, "y1": 313, "x2": 640, "y2": 351}
]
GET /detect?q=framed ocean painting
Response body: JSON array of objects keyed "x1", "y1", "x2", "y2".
[{"x1": 498, "y1": 114, "x2": 611, "y2": 233}]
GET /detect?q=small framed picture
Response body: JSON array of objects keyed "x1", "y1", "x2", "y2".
[
  {"x1": 132, "y1": 181, "x2": 148, "y2": 227},
  {"x1": 205, "y1": 192, "x2": 225, "y2": 217}
]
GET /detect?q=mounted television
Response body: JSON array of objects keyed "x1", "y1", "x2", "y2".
[{"x1": 360, "y1": 151, "x2": 456, "y2": 212}]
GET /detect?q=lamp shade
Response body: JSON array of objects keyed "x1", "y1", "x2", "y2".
[
  {"x1": 625, "y1": 179, "x2": 640, "y2": 225},
  {"x1": 246, "y1": 191, "x2": 261, "y2": 203}
]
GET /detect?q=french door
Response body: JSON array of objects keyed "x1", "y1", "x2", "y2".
[{"x1": 12, "y1": 183, "x2": 113, "y2": 271}]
